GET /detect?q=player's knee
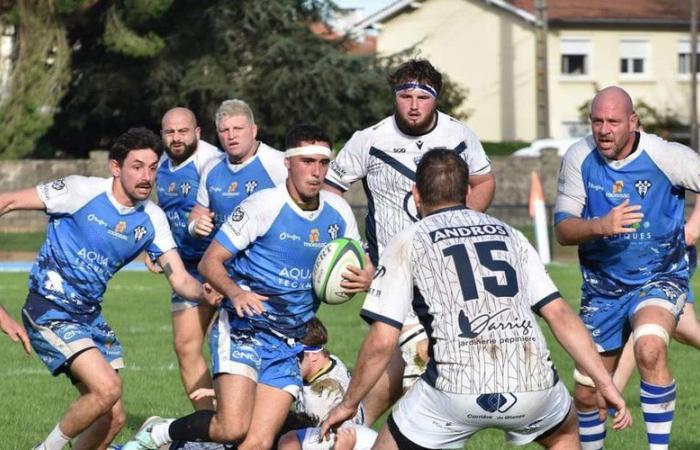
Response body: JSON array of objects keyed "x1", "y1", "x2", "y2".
[
  {"x1": 210, "y1": 414, "x2": 247, "y2": 443},
  {"x1": 573, "y1": 383, "x2": 597, "y2": 410},
  {"x1": 92, "y1": 374, "x2": 122, "y2": 409},
  {"x1": 634, "y1": 338, "x2": 668, "y2": 372},
  {"x1": 277, "y1": 431, "x2": 300, "y2": 450}
]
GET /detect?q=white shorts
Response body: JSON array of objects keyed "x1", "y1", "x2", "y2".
[
  {"x1": 391, "y1": 379, "x2": 572, "y2": 449},
  {"x1": 296, "y1": 424, "x2": 378, "y2": 450}
]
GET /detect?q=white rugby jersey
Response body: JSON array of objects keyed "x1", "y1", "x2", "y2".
[
  {"x1": 296, "y1": 354, "x2": 366, "y2": 425},
  {"x1": 325, "y1": 112, "x2": 491, "y2": 263},
  {"x1": 31, "y1": 176, "x2": 176, "y2": 315},
  {"x1": 361, "y1": 206, "x2": 560, "y2": 395}
]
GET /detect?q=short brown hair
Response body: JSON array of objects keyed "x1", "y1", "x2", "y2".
[
  {"x1": 416, "y1": 148, "x2": 470, "y2": 209},
  {"x1": 302, "y1": 317, "x2": 329, "y2": 347},
  {"x1": 388, "y1": 59, "x2": 443, "y2": 95}
]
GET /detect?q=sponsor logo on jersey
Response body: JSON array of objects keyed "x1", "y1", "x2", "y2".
[
  {"x1": 87, "y1": 213, "x2": 108, "y2": 227},
  {"x1": 413, "y1": 155, "x2": 422, "y2": 165},
  {"x1": 223, "y1": 181, "x2": 240, "y2": 197},
  {"x1": 476, "y1": 393, "x2": 518, "y2": 413},
  {"x1": 457, "y1": 308, "x2": 533, "y2": 340},
  {"x1": 373, "y1": 265, "x2": 386, "y2": 279},
  {"x1": 309, "y1": 228, "x2": 320, "y2": 243},
  {"x1": 167, "y1": 182, "x2": 177, "y2": 193},
  {"x1": 327, "y1": 223, "x2": 339, "y2": 240},
  {"x1": 277, "y1": 266, "x2": 312, "y2": 289},
  {"x1": 77, "y1": 248, "x2": 110, "y2": 267},
  {"x1": 415, "y1": 140, "x2": 424, "y2": 150},
  {"x1": 634, "y1": 179, "x2": 651, "y2": 198},
  {"x1": 133, "y1": 226, "x2": 147, "y2": 242},
  {"x1": 329, "y1": 160, "x2": 345, "y2": 177},
  {"x1": 244, "y1": 180, "x2": 258, "y2": 194},
  {"x1": 587, "y1": 182, "x2": 604, "y2": 192},
  {"x1": 605, "y1": 180, "x2": 630, "y2": 199},
  {"x1": 430, "y1": 224, "x2": 508, "y2": 243},
  {"x1": 51, "y1": 178, "x2": 66, "y2": 190},
  {"x1": 392, "y1": 147, "x2": 406, "y2": 153},
  {"x1": 114, "y1": 221, "x2": 127, "y2": 234},
  {"x1": 279, "y1": 232, "x2": 301, "y2": 241},
  {"x1": 180, "y1": 182, "x2": 192, "y2": 196}
]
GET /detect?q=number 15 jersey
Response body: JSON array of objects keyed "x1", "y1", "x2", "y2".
[{"x1": 361, "y1": 206, "x2": 561, "y2": 395}]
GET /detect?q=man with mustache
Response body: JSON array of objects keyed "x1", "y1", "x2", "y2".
[
  {"x1": 554, "y1": 86, "x2": 700, "y2": 450},
  {"x1": 0, "y1": 127, "x2": 220, "y2": 450},
  {"x1": 155, "y1": 107, "x2": 221, "y2": 411},
  {"x1": 324, "y1": 59, "x2": 495, "y2": 423},
  {"x1": 123, "y1": 124, "x2": 361, "y2": 450}
]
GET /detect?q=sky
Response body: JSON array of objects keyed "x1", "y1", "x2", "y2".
[{"x1": 333, "y1": 0, "x2": 395, "y2": 15}]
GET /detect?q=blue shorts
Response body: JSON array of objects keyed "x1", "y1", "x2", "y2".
[
  {"x1": 580, "y1": 280, "x2": 687, "y2": 352},
  {"x1": 171, "y1": 260, "x2": 204, "y2": 312},
  {"x1": 209, "y1": 309, "x2": 303, "y2": 397},
  {"x1": 22, "y1": 293, "x2": 123, "y2": 376},
  {"x1": 686, "y1": 245, "x2": 697, "y2": 304}
]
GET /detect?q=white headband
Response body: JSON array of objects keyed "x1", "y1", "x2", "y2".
[{"x1": 285, "y1": 145, "x2": 332, "y2": 158}]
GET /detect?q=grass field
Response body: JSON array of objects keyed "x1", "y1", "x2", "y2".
[{"x1": 1, "y1": 265, "x2": 699, "y2": 449}]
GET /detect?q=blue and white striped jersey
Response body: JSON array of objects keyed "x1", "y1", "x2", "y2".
[
  {"x1": 325, "y1": 111, "x2": 491, "y2": 264},
  {"x1": 214, "y1": 184, "x2": 360, "y2": 339},
  {"x1": 554, "y1": 132, "x2": 700, "y2": 297},
  {"x1": 31, "y1": 176, "x2": 176, "y2": 315},
  {"x1": 156, "y1": 140, "x2": 220, "y2": 262}
]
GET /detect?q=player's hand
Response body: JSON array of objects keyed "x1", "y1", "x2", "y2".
[
  {"x1": 319, "y1": 402, "x2": 357, "y2": 442},
  {"x1": 202, "y1": 283, "x2": 223, "y2": 307},
  {"x1": 599, "y1": 199, "x2": 643, "y2": 236},
  {"x1": 333, "y1": 427, "x2": 357, "y2": 450},
  {"x1": 194, "y1": 211, "x2": 215, "y2": 237},
  {"x1": 340, "y1": 255, "x2": 374, "y2": 292},
  {"x1": 596, "y1": 381, "x2": 633, "y2": 430},
  {"x1": 144, "y1": 255, "x2": 163, "y2": 274},
  {"x1": 190, "y1": 388, "x2": 216, "y2": 401},
  {"x1": 685, "y1": 218, "x2": 700, "y2": 245},
  {"x1": 231, "y1": 290, "x2": 268, "y2": 317},
  {"x1": 0, "y1": 315, "x2": 31, "y2": 355}
]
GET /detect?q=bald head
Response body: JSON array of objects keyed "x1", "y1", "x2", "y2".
[
  {"x1": 161, "y1": 107, "x2": 200, "y2": 164},
  {"x1": 589, "y1": 86, "x2": 638, "y2": 160}
]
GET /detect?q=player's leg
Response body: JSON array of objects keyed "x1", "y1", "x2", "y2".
[
  {"x1": 534, "y1": 403, "x2": 578, "y2": 450},
  {"x1": 72, "y1": 396, "x2": 126, "y2": 450},
  {"x1": 172, "y1": 301, "x2": 216, "y2": 410},
  {"x1": 238, "y1": 384, "x2": 295, "y2": 450},
  {"x1": 612, "y1": 337, "x2": 636, "y2": 392},
  {"x1": 631, "y1": 299, "x2": 680, "y2": 450},
  {"x1": 672, "y1": 302, "x2": 700, "y2": 348},
  {"x1": 363, "y1": 346, "x2": 404, "y2": 425}
]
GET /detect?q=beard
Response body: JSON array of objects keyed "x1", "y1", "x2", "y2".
[
  {"x1": 167, "y1": 139, "x2": 198, "y2": 164},
  {"x1": 395, "y1": 109, "x2": 437, "y2": 136}
]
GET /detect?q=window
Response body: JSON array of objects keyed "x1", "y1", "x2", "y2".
[
  {"x1": 560, "y1": 39, "x2": 591, "y2": 76},
  {"x1": 678, "y1": 39, "x2": 700, "y2": 74},
  {"x1": 619, "y1": 39, "x2": 649, "y2": 75}
]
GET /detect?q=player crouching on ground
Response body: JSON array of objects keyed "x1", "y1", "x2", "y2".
[
  {"x1": 321, "y1": 148, "x2": 632, "y2": 449},
  {"x1": 0, "y1": 127, "x2": 221, "y2": 450}
]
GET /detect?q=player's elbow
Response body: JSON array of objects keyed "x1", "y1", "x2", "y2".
[{"x1": 554, "y1": 224, "x2": 576, "y2": 246}]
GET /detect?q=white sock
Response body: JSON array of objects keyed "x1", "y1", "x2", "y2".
[
  {"x1": 41, "y1": 424, "x2": 70, "y2": 450},
  {"x1": 151, "y1": 419, "x2": 175, "y2": 446}
]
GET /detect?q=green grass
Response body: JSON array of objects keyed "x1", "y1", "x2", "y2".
[
  {"x1": 1, "y1": 267, "x2": 700, "y2": 448},
  {"x1": 0, "y1": 232, "x2": 45, "y2": 252}
]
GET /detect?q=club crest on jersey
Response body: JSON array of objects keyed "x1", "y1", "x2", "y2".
[
  {"x1": 180, "y1": 182, "x2": 192, "y2": 196},
  {"x1": 327, "y1": 223, "x2": 339, "y2": 240},
  {"x1": 231, "y1": 207, "x2": 245, "y2": 222},
  {"x1": 133, "y1": 226, "x2": 147, "y2": 242},
  {"x1": 413, "y1": 155, "x2": 422, "y2": 166},
  {"x1": 244, "y1": 180, "x2": 258, "y2": 195},
  {"x1": 114, "y1": 221, "x2": 127, "y2": 234},
  {"x1": 309, "y1": 228, "x2": 320, "y2": 243},
  {"x1": 51, "y1": 178, "x2": 66, "y2": 190},
  {"x1": 634, "y1": 179, "x2": 651, "y2": 198}
]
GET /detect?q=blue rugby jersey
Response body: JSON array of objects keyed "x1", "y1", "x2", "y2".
[
  {"x1": 214, "y1": 184, "x2": 360, "y2": 339},
  {"x1": 554, "y1": 132, "x2": 700, "y2": 297},
  {"x1": 155, "y1": 140, "x2": 220, "y2": 263},
  {"x1": 31, "y1": 176, "x2": 176, "y2": 315}
]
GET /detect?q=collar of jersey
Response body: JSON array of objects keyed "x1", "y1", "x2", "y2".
[
  {"x1": 425, "y1": 204, "x2": 468, "y2": 217},
  {"x1": 225, "y1": 142, "x2": 263, "y2": 172},
  {"x1": 305, "y1": 358, "x2": 336, "y2": 385},
  {"x1": 106, "y1": 179, "x2": 144, "y2": 214},
  {"x1": 283, "y1": 184, "x2": 325, "y2": 220},
  {"x1": 599, "y1": 131, "x2": 642, "y2": 168}
]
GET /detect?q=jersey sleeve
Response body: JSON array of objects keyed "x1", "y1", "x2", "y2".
[
  {"x1": 194, "y1": 140, "x2": 222, "y2": 174},
  {"x1": 460, "y1": 126, "x2": 491, "y2": 175},
  {"x1": 144, "y1": 202, "x2": 177, "y2": 260},
  {"x1": 196, "y1": 157, "x2": 220, "y2": 208},
  {"x1": 360, "y1": 226, "x2": 415, "y2": 329},
  {"x1": 322, "y1": 192, "x2": 361, "y2": 241},
  {"x1": 325, "y1": 130, "x2": 371, "y2": 192},
  {"x1": 644, "y1": 135, "x2": 700, "y2": 193},
  {"x1": 213, "y1": 191, "x2": 278, "y2": 255},
  {"x1": 259, "y1": 144, "x2": 288, "y2": 185},
  {"x1": 516, "y1": 231, "x2": 560, "y2": 314},
  {"x1": 37, "y1": 175, "x2": 106, "y2": 215},
  {"x1": 553, "y1": 137, "x2": 593, "y2": 224}
]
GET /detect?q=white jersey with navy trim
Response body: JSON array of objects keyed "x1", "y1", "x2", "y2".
[
  {"x1": 554, "y1": 132, "x2": 700, "y2": 297},
  {"x1": 32, "y1": 176, "x2": 176, "y2": 315},
  {"x1": 297, "y1": 354, "x2": 366, "y2": 425},
  {"x1": 214, "y1": 185, "x2": 360, "y2": 338},
  {"x1": 196, "y1": 142, "x2": 286, "y2": 231},
  {"x1": 361, "y1": 206, "x2": 559, "y2": 395},
  {"x1": 156, "y1": 140, "x2": 221, "y2": 262},
  {"x1": 325, "y1": 112, "x2": 490, "y2": 263}
]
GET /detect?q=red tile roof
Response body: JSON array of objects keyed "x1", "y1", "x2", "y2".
[{"x1": 508, "y1": 0, "x2": 691, "y2": 24}]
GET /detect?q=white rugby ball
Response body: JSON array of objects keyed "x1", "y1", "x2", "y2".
[{"x1": 313, "y1": 238, "x2": 365, "y2": 305}]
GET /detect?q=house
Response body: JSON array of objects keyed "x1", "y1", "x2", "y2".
[{"x1": 352, "y1": 0, "x2": 695, "y2": 142}]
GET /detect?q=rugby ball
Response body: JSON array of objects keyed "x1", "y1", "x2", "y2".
[{"x1": 313, "y1": 238, "x2": 365, "y2": 305}]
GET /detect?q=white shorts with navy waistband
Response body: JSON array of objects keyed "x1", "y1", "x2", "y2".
[{"x1": 391, "y1": 378, "x2": 571, "y2": 448}]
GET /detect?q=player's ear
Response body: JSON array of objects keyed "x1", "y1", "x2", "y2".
[
  {"x1": 195, "y1": 126, "x2": 201, "y2": 140},
  {"x1": 108, "y1": 159, "x2": 121, "y2": 178},
  {"x1": 284, "y1": 157, "x2": 291, "y2": 170},
  {"x1": 465, "y1": 184, "x2": 471, "y2": 206},
  {"x1": 412, "y1": 184, "x2": 421, "y2": 208}
]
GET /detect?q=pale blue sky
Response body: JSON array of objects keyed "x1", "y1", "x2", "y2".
[{"x1": 334, "y1": 0, "x2": 394, "y2": 15}]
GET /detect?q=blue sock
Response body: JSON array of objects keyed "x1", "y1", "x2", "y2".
[
  {"x1": 577, "y1": 409, "x2": 606, "y2": 450},
  {"x1": 640, "y1": 379, "x2": 676, "y2": 450}
]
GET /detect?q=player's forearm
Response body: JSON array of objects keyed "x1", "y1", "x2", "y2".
[
  {"x1": 0, "y1": 189, "x2": 45, "y2": 216},
  {"x1": 341, "y1": 324, "x2": 397, "y2": 410},
  {"x1": 466, "y1": 174, "x2": 495, "y2": 213},
  {"x1": 554, "y1": 217, "x2": 605, "y2": 245},
  {"x1": 542, "y1": 299, "x2": 612, "y2": 386},
  {"x1": 198, "y1": 257, "x2": 243, "y2": 301}
]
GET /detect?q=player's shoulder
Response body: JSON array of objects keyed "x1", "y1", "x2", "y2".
[
  {"x1": 257, "y1": 142, "x2": 286, "y2": 166},
  {"x1": 561, "y1": 134, "x2": 597, "y2": 163},
  {"x1": 201, "y1": 152, "x2": 227, "y2": 176},
  {"x1": 640, "y1": 132, "x2": 692, "y2": 155},
  {"x1": 141, "y1": 199, "x2": 168, "y2": 223},
  {"x1": 435, "y1": 110, "x2": 473, "y2": 133},
  {"x1": 195, "y1": 139, "x2": 222, "y2": 168},
  {"x1": 320, "y1": 190, "x2": 354, "y2": 217},
  {"x1": 243, "y1": 184, "x2": 286, "y2": 211},
  {"x1": 350, "y1": 116, "x2": 395, "y2": 141}
]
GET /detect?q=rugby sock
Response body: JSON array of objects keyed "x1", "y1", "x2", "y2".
[
  {"x1": 169, "y1": 410, "x2": 217, "y2": 442},
  {"x1": 149, "y1": 419, "x2": 175, "y2": 447},
  {"x1": 577, "y1": 409, "x2": 605, "y2": 450},
  {"x1": 640, "y1": 379, "x2": 676, "y2": 450},
  {"x1": 41, "y1": 424, "x2": 70, "y2": 450}
]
